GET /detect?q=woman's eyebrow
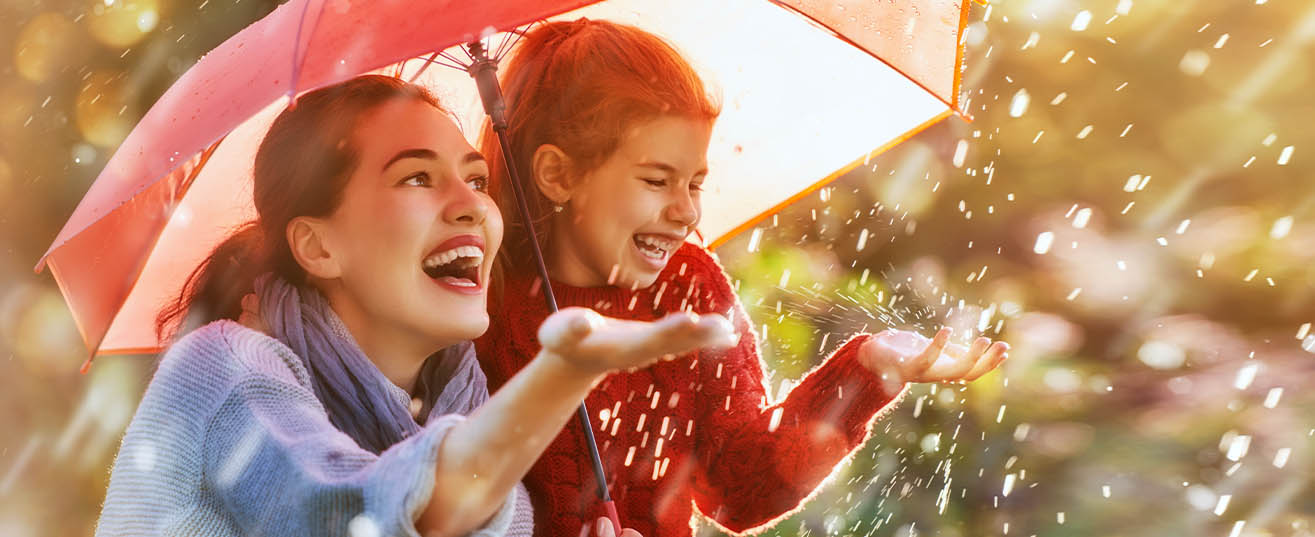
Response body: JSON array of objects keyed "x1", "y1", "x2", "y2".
[{"x1": 382, "y1": 149, "x2": 437, "y2": 171}]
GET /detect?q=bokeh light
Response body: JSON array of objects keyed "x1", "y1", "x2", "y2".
[
  {"x1": 75, "y1": 70, "x2": 136, "y2": 147},
  {"x1": 12, "y1": 12, "x2": 80, "y2": 83},
  {"x1": 85, "y1": 0, "x2": 163, "y2": 49}
]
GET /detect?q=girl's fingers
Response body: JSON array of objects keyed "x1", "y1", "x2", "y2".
[
  {"x1": 925, "y1": 343, "x2": 976, "y2": 380},
  {"x1": 966, "y1": 336, "x2": 992, "y2": 360},
  {"x1": 964, "y1": 342, "x2": 1010, "y2": 381}
]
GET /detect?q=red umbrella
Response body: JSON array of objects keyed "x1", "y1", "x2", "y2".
[{"x1": 37, "y1": 0, "x2": 981, "y2": 530}]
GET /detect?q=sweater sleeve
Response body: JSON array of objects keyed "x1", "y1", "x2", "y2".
[
  {"x1": 200, "y1": 328, "x2": 523, "y2": 537},
  {"x1": 687, "y1": 261, "x2": 910, "y2": 533}
]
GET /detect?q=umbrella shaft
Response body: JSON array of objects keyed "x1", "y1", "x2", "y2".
[{"x1": 490, "y1": 113, "x2": 612, "y2": 504}]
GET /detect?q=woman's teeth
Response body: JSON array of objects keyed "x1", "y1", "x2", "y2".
[
  {"x1": 422, "y1": 245, "x2": 483, "y2": 285},
  {"x1": 634, "y1": 234, "x2": 676, "y2": 259},
  {"x1": 423, "y1": 245, "x2": 483, "y2": 269}
]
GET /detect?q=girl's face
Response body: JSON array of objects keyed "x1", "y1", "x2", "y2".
[
  {"x1": 307, "y1": 99, "x2": 502, "y2": 358},
  {"x1": 549, "y1": 115, "x2": 713, "y2": 289}
]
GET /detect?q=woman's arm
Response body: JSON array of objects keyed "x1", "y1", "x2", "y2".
[{"x1": 421, "y1": 307, "x2": 737, "y2": 537}]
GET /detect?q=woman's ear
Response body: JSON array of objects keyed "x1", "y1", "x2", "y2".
[
  {"x1": 286, "y1": 217, "x2": 343, "y2": 280},
  {"x1": 531, "y1": 144, "x2": 574, "y2": 204}
]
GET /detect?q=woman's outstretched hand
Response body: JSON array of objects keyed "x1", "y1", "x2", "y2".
[
  {"x1": 858, "y1": 327, "x2": 1009, "y2": 386},
  {"x1": 580, "y1": 517, "x2": 642, "y2": 537},
  {"x1": 539, "y1": 307, "x2": 739, "y2": 376}
]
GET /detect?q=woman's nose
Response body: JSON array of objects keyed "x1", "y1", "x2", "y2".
[{"x1": 443, "y1": 177, "x2": 487, "y2": 225}]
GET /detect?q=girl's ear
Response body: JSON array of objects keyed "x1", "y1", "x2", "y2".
[
  {"x1": 531, "y1": 144, "x2": 575, "y2": 204},
  {"x1": 286, "y1": 217, "x2": 343, "y2": 280}
]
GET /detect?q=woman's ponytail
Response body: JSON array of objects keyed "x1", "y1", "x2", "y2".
[{"x1": 155, "y1": 222, "x2": 269, "y2": 342}]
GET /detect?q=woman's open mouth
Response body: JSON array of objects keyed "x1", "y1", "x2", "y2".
[{"x1": 422, "y1": 244, "x2": 484, "y2": 293}]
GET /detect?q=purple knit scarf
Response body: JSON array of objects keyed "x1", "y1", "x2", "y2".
[{"x1": 253, "y1": 274, "x2": 489, "y2": 454}]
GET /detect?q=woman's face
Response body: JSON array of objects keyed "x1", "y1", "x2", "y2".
[
  {"x1": 549, "y1": 115, "x2": 712, "y2": 289},
  {"x1": 310, "y1": 99, "x2": 501, "y2": 356}
]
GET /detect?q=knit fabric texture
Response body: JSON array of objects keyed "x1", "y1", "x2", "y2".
[
  {"x1": 97, "y1": 320, "x2": 534, "y2": 537},
  {"x1": 477, "y1": 243, "x2": 909, "y2": 537}
]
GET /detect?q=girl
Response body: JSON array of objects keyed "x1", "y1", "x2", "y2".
[
  {"x1": 477, "y1": 21, "x2": 1009, "y2": 537},
  {"x1": 96, "y1": 75, "x2": 733, "y2": 537}
]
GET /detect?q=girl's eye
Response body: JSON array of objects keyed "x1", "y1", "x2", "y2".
[
  {"x1": 642, "y1": 178, "x2": 667, "y2": 188},
  {"x1": 467, "y1": 175, "x2": 489, "y2": 192},
  {"x1": 400, "y1": 172, "x2": 431, "y2": 187}
]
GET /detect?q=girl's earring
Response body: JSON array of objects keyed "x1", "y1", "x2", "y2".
[{"x1": 553, "y1": 204, "x2": 564, "y2": 213}]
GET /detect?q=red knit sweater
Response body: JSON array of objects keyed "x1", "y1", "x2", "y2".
[{"x1": 476, "y1": 243, "x2": 908, "y2": 537}]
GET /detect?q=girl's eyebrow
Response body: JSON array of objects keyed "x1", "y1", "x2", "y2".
[{"x1": 636, "y1": 161, "x2": 677, "y2": 174}]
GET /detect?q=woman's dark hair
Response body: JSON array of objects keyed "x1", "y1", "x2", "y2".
[{"x1": 156, "y1": 74, "x2": 443, "y2": 341}]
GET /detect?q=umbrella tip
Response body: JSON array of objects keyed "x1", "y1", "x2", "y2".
[{"x1": 79, "y1": 355, "x2": 94, "y2": 375}]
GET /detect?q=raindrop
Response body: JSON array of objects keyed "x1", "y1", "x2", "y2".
[
  {"x1": 1214, "y1": 494, "x2": 1232, "y2": 516},
  {"x1": 1277, "y1": 145, "x2": 1294, "y2": 165},
  {"x1": 1263, "y1": 388, "x2": 1283, "y2": 408},
  {"x1": 1033, "y1": 232, "x2": 1054, "y2": 254},
  {"x1": 348, "y1": 515, "x2": 380, "y2": 537},
  {"x1": 1008, "y1": 89, "x2": 1030, "y2": 117},
  {"x1": 1116, "y1": 0, "x2": 1133, "y2": 15},
  {"x1": 1186, "y1": 484, "x2": 1216, "y2": 510},
  {"x1": 1234, "y1": 363, "x2": 1258, "y2": 390},
  {"x1": 1225, "y1": 434, "x2": 1251, "y2": 460},
  {"x1": 952, "y1": 139, "x2": 968, "y2": 167},
  {"x1": 1070, "y1": 10, "x2": 1092, "y2": 31},
  {"x1": 1179, "y1": 50, "x2": 1211, "y2": 76},
  {"x1": 1214, "y1": 34, "x2": 1230, "y2": 48},
  {"x1": 1273, "y1": 447, "x2": 1291, "y2": 468},
  {"x1": 1072, "y1": 208, "x2": 1092, "y2": 228},
  {"x1": 1301, "y1": 335, "x2": 1315, "y2": 353},
  {"x1": 1270, "y1": 216, "x2": 1293, "y2": 239},
  {"x1": 1138, "y1": 341, "x2": 1185, "y2": 369}
]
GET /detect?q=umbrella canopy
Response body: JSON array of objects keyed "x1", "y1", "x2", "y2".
[{"x1": 37, "y1": 0, "x2": 977, "y2": 363}]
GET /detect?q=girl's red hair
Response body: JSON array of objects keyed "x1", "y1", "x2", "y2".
[{"x1": 481, "y1": 19, "x2": 720, "y2": 273}]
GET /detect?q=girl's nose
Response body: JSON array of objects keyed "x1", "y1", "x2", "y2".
[{"x1": 665, "y1": 190, "x2": 699, "y2": 227}]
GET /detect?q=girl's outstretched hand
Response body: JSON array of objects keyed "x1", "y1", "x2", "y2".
[
  {"x1": 858, "y1": 327, "x2": 1009, "y2": 386},
  {"x1": 539, "y1": 307, "x2": 739, "y2": 376}
]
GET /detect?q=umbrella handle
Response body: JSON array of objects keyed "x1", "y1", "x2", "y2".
[{"x1": 603, "y1": 500, "x2": 621, "y2": 535}]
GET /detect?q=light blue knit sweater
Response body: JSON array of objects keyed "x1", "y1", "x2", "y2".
[{"x1": 96, "y1": 320, "x2": 534, "y2": 536}]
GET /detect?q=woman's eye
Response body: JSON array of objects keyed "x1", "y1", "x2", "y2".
[
  {"x1": 642, "y1": 178, "x2": 667, "y2": 188},
  {"x1": 400, "y1": 172, "x2": 431, "y2": 187},
  {"x1": 467, "y1": 175, "x2": 489, "y2": 192}
]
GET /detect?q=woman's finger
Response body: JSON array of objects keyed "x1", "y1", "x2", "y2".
[{"x1": 539, "y1": 307, "x2": 603, "y2": 353}]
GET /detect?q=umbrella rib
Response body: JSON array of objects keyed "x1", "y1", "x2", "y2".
[
  {"x1": 438, "y1": 50, "x2": 471, "y2": 69},
  {"x1": 494, "y1": 23, "x2": 534, "y2": 61},
  {"x1": 406, "y1": 52, "x2": 442, "y2": 83}
]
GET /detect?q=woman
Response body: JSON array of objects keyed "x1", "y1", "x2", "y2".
[
  {"x1": 476, "y1": 20, "x2": 1010, "y2": 537},
  {"x1": 95, "y1": 75, "x2": 734, "y2": 537}
]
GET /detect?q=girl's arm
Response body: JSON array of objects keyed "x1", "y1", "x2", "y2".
[
  {"x1": 689, "y1": 297, "x2": 901, "y2": 532},
  {"x1": 422, "y1": 307, "x2": 736, "y2": 537},
  {"x1": 683, "y1": 254, "x2": 1006, "y2": 532}
]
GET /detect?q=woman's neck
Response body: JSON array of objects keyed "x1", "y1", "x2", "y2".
[{"x1": 323, "y1": 289, "x2": 455, "y2": 394}]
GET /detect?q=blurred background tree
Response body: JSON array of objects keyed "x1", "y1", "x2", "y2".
[{"x1": 2, "y1": 1, "x2": 1313, "y2": 536}]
